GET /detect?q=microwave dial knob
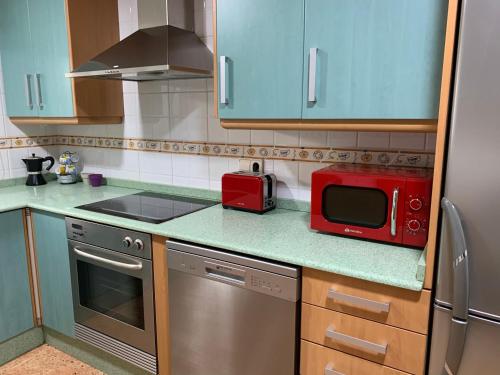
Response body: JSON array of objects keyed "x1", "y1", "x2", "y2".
[
  {"x1": 407, "y1": 219, "x2": 421, "y2": 232},
  {"x1": 122, "y1": 236, "x2": 132, "y2": 248},
  {"x1": 134, "y1": 239, "x2": 144, "y2": 251},
  {"x1": 409, "y1": 198, "x2": 423, "y2": 211}
]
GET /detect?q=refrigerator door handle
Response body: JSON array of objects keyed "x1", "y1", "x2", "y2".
[{"x1": 441, "y1": 197, "x2": 470, "y2": 375}]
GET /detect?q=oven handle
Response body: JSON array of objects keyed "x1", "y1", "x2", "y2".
[
  {"x1": 73, "y1": 247, "x2": 143, "y2": 271},
  {"x1": 390, "y1": 187, "x2": 399, "y2": 237}
]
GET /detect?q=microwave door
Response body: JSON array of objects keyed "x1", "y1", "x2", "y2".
[{"x1": 320, "y1": 183, "x2": 404, "y2": 244}]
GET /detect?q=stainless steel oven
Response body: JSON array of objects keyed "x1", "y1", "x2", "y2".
[{"x1": 66, "y1": 218, "x2": 156, "y2": 374}]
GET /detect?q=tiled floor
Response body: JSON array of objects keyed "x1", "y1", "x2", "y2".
[{"x1": 0, "y1": 344, "x2": 103, "y2": 375}]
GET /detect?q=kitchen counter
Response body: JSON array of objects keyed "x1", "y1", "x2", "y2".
[{"x1": 0, "y1": 181, "x2": 425, "y2": 291}]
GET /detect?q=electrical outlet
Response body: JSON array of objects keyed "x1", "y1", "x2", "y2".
[{"x1": 239, "y1": 159, "x2": 264, "y2": 173}]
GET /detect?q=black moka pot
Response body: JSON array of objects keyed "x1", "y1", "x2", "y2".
[{"x1": 22, "y1": 154, "x2": 55, "y2": 186}]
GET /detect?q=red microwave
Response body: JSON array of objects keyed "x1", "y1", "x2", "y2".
[{"x1": 310, "y1": 164, "x2": 433, "y2": 248}]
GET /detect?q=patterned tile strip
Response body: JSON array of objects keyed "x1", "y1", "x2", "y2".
[{"x1": 0, "y1": 135, "x2": 434, "y2": 168}]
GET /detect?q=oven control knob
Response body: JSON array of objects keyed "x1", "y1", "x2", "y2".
[
  {"x1": 122, "y1": 236, "x2": 132, "y2": 248},
  {"x1": 409, "y1": 198, "x2": 423, "y2": 211},
  {"x1": 407, "y1": 219, "x2": 421, "y2": 232},
  {"x1": 134, "y1": 239, "x2": 144, "y2": 251}
]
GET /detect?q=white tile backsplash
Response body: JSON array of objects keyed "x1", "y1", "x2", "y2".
[
  {"x1": 390, "y1": 132, "x2": 426, "y2": 150},
  {"x1": 0, "y1": 0, "x2": 436, "y2": 204},
  {"x1": 299, "y1": 131, "x2": 328, "y2": 147},
  {"x1": 357, "y1": 132, "x2": 391, "y2": 149},
  {"x1": 327, "y1": 131, "x2": 358, "y2": 148}
]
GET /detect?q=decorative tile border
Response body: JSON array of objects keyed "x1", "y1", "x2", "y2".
[{"x1": 0, "y1": 135, "x2": 434, "y2": 168}]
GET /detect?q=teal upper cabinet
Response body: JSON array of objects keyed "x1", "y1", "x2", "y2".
[
  {"x1": 0, "y1": 210, "x2": 34, "y2": 343},
  {"x1": 27, "y1": 0, "x2": 74, "y2": 117},
  {"x1": 33, "y1": 210, "x2": 74, "y2": 338},
  {"x1": 217, "y1": 0, "x2": 305, "y2": 119},
  {"x1": 0, "y1": 0, "x2": 38, "y2": 117},
  {"x1": 302, "y1": 0, "x2": 448, "y2": 119},
  {"x1": 0, "y1": 0, "x2": 123, "y2": 124},
  {"x1": 0, "y1": 0, "x2": 73, "y2": 118}
]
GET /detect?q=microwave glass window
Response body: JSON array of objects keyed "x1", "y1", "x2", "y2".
[
  {"x1": 77, "y1": 260, "x2": 145, "y2": 329},
  {"x1": 322, "y1": 185, "x2": 388, "y2": 228}
]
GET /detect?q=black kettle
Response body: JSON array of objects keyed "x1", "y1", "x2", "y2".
[{"x1": 22, "y1": 154, "x2": 55, "y2": 186}]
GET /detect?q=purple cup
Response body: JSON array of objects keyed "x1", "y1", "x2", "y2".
[{"x1": 88, "y1": 174, "x2": 103, "y2": 187}]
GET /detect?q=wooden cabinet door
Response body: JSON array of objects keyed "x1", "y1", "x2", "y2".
[
  {"x1": 28, "y1": 0, "x2": 74, "y2": 117},
  {"x1": 0, "y1": 210, "x2": 34, "y2": 343},
  {"x1": 217, "y1": 0, "x2": 305, "y2": 119},
  {"x1": 302, "y1": 0, "x2": 448, "y2": 119},
  {"x1": 0, "y1": 0, "x2": 38, "y2": 117},
  {"x1": 33, "y1": 210, "x2": 74, "y2": 337}
]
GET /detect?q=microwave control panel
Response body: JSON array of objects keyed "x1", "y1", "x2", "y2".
[{"x1": 403, "y1": 179, "x2": 432, "y2": 247}]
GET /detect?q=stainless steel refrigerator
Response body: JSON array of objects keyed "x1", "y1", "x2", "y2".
[{"x1": 428, "y1": 0, "x2": 500, "y2": 374}]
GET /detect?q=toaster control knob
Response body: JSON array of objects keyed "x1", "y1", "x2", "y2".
[
  {"x1": 407, "y1": 219, "x2": 421, "y2": 232},
  {"x1": 409, "y1": 198, "x2": 423, "y2": 211},
  {"x1": 122, "y1": 236, "x2": 132, "y2": 248},
  {"x1": 134, "y1": 239, "x2": 144, "y2": 251}
]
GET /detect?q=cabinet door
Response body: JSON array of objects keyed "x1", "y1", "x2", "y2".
[
  {"x1": 33, "y1": 210, "x2": 74, "y2": 337},
  {"x1": 28, "y1": 0, "x2": 74, "y2": 117},
  {"x1": 217, "y1": 0, "x2": 304, "y2": 119},
  {"x1": 0, "y1": 210, "x2": 34, "y2": 343},
  {"x1": 302, "y1": 0, "x2": 448, "y2": 119},
  {"x1": 0, "y1": 0, "x2": 38, "y2": 117}
]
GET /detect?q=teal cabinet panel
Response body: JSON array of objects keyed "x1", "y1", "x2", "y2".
[
  {"x1": 302, "y1": 0, "x2": 448, "y2": 119},
  {"x1": 28, "y1": 0, "x2": 74, "y2": 117},
  {"x1": 0, "y1": 0, "x2": 38, "y2": 117},
  {"x1": 33, "y1": 210, "x2": 74, "y2": 337},
  {"x1": 0, "y1": 210, "x2": 34, "y2": 343},
  {"x1": 217, "y1": 0, "x2": 305, "y2": 119}
]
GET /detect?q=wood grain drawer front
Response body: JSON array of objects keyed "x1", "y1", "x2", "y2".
[
  {"x1": 301, "y1": 304, "x2": 426, "y2": 374},
  {"x1": 301, "y1": 340, "x2": 409, "y2": 375},
  {"x1": 302, "y1": 268, "x2": 431, "y2": 334}
]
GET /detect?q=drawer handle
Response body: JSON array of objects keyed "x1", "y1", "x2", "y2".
[
  {"x1": 327, "y1": 288, "x2": 390, "y2": 313},
  {"x1": 325, "y1": 363, "x2": 344, "y2": 375},
  {"x1": 326, "y1": 325, "x2": 387, "y2": 355}
]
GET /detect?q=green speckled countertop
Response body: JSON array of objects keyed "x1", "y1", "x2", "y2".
[{"x1": 0, "y1": 180, "x2": 425, "y2": 291}]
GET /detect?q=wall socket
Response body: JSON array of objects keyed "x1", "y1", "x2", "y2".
[{"x1": 239, "y1": 159, "x2": 264, "y2": 173}]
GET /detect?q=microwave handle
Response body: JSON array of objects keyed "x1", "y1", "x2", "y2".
[{"x1": 390, "y1": 187, "x2": 399, "y2": 237}]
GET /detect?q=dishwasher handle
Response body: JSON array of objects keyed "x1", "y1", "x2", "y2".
[{"x1": 205, "y1": 261, "x2": 246, "y2": 285}]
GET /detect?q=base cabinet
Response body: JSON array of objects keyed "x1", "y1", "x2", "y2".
[
  {"x1": 33, "y1": 210, "x2": 74, "y2": 337},
  {"x1": 0, "y1": 210, "x2": 34, "y2": 343}
]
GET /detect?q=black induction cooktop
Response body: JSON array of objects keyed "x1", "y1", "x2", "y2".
[{"x1": 77, "y1": 192, "x2": 218, "y2": 224}]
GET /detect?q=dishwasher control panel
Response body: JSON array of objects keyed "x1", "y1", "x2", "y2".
[{"x1": 168, "y1": 248, "x2": 300, "y2": 302}]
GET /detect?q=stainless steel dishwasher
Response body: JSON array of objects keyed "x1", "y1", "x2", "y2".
[{"x1": 167, "y1": 240, "x2": 300, "y2": 375}]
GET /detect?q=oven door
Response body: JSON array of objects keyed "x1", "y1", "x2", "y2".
[
  {"x1": 68, "y1": 240, "x2": 155, "y2": 355},
  {"x1": 311, "y1": 175, "x2": 405, "y2": 244}
]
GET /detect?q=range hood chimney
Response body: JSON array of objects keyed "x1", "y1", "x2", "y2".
[{"x1": 66, "y1": 0, "x2": 213, "y2": 81}]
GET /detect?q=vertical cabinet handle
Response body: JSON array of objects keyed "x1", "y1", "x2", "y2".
[
  {"x1": 326, "y1": 325, "x2": 387, "y2": 355},
  {"x1": 34, "y1": 73, "x2": 44, "y2": 109},
  {"x1": 24, "y1": 74, "x2": 33, "y2": 109},
  {"x1": 219, "y1": 56, "x2": 228, "y2": 105},
  {"x1": 325, "y1": 363, "x2": 344, "y2": 375},
  {"x1": 308, "y1": 47, "x2": 318, "y2": 103},
  {"x1": 390, "y1": 187, "x2": 399, "y2": 237}
]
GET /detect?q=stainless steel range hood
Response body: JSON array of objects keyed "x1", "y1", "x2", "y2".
[{"x1": 66, "y1": 0, "x2": 212, "y2": 81}]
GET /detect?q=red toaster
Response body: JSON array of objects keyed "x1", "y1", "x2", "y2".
[{"x1": 222, "y1": 172, "x2": 277, "y2": 213}]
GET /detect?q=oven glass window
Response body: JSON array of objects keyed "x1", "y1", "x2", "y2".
[
  {"x1": 77, "y1": 261, "x2": 145, "y2": 329},
  {"x1": 322, "y1": 185, "x2": 388, "y2": 228}
]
